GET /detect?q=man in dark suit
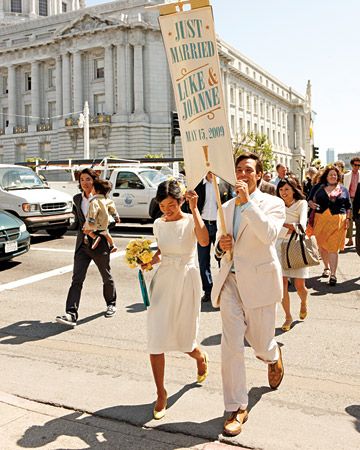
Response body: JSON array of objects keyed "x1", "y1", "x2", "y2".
[
  {"x1": 195, "y1": 172, "x2": 233, "y2": 302},
  {"x1": 56, "y1": 168, "x2": 117, "y2": 327}
]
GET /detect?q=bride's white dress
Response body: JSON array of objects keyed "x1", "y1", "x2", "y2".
[{"x1": 147, "y1": 214, "x2": 202, "y2": 354}]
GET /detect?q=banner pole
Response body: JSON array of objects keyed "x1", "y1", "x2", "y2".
[{"x1": 211, "y1": 175, "x2": 232, "y2": 261}]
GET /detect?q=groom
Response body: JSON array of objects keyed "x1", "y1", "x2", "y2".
[{"x1": 212, "y1": 153, "x2": 285, "y2": 436}]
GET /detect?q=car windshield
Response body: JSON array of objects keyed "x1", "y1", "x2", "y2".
[
  {"x1": 0, "y1": 167, "x2": 45, "y2": 190},
  {"x1": 140, "y1": 170, "x2": 168, "y2": 186}
]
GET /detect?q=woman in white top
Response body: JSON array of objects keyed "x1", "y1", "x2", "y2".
[
  {"x1": 143, "y1": 180, "x2": 209, "y2": 420},
  {"x1": 276, "y1": 178, "x2": 309, "y2": 332}
]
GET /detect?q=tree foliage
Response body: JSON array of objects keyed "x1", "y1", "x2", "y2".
[{"x1": 233, "y1": 132, "x2": 274, "y2": 172}]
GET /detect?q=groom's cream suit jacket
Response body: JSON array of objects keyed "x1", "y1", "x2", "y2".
[{"x1": 211, "y1": 190, "x2": 285, "y2": 309}]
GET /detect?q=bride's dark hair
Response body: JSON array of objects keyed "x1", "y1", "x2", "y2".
[{"x1": 155, "y1": 179, "x2": 183, "y2": 204}]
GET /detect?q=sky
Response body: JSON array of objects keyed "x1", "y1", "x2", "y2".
[{"x1": 87, "y1": 0, "x2": 360, "y2": 161}]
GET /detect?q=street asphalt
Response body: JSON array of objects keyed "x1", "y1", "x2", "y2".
[{"x1": 0, "y1": 227, "x2": 359, "y2": 449}]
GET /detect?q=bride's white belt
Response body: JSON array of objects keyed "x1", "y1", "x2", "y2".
[{"x1": 160, "y1": 254, "x2": 196, "y2": 269}]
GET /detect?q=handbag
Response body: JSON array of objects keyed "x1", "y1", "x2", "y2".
[
  {"x1": 138, "y1": 269, "x2": 150, "y2": 308},
  {"x1": 281, "y1": 224, "x2": 320, "y2": 270}
]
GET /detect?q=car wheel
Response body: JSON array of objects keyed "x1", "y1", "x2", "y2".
[{"x1": 46, "y1": 227, "x2": 68, "y2": 238}]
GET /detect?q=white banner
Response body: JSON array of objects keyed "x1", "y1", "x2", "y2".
[{"x1": 159, "y1": 5, "x2": 236, "y2": 189}]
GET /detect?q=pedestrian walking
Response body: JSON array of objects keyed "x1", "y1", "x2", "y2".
[
  {"x1": 194, "y1": 172, "x2": 232, "y2": 302},
  {"x1": 343, "y1": 157, "x2": 360, "y2": 246},
  {"x1": 83, "y1": 178, "x2": 120, "y2": 253},
  {"x1": 308, "y1": 165, "x2": 351, "y2": 286},
  {"x1": 212, "y1": 153, "x2": 285, "y2": 436},
  {"x1": 276, "y1": 178, "x2": 309, "y2": 331},
  {"x1": 144, "y1": 180, "x2": 209, "y2": 420},
  {"x1": 56, "y1": 168, "x2": 117, "y2": 327}
]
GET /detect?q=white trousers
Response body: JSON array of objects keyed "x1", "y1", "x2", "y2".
[{"x1": 220, "y1": 273, "x2": 279, "y2": 412}]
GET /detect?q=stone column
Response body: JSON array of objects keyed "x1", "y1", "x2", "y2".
[
  {"x1": 62, "y1": 52, "x2": 71, "y2": 116},
  {"x1": 295, "y1": 113, "x2": 302, "y2": 149},
  {"x1": 30, "y1": 0, "x2": 36, "y2": 16},
  {"x1": 55, "y1": 55, "x2": 62, "y2": 118},
  {"x1": 73, "y1": 51, "x2": 83, "y2": 114},
  {"x1": 104, "y1": 45, "x2": 114, "y2": 114},
  {"x1": 6, "y1": 65, "x2": 16, "y2": 133},
  {"x1": 133, "y1": 43, "x2": 144, "y2": 116},
  {"x1": 30, "y1": 61, "x2": 40, "y2": 130},
  {"x1": 116, "y1": 43, "x2": 127, "y2": 118}
]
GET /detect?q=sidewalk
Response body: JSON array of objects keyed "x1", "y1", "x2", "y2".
[{"x1": 0, "y1": 392, "x2": 238, "y2": 450}]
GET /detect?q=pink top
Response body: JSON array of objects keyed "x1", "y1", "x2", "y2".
[{"x1": 349, "y1": 171, "x2": 359, "y2": 198}]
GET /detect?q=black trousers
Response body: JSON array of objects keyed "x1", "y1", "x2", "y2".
[
  {"x1": 197, "y1": 220, "x2": 217, "y2": 294},
  {"x1": 65, "y1": 237, "x2": 116, "y2": 320}
]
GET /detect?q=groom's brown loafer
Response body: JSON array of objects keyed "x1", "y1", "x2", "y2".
[
  {"x1": 223, "y1": 408, "x2": 248, "y2": 436},
  {"x1": 268, "y1": 345, "x2": 284, "y2": 389}
]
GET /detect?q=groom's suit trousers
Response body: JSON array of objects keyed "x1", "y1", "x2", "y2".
[{"x1": 220, "y1": 273, "x2": 279, "y2": 411}]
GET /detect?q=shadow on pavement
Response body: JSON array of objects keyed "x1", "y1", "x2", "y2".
[
  {"x1": 0, "y1": 260, "x2": 22, "y2": 272},
  {"x1": 157, "y1": 385, "x2": 274, "y2": 440},
  {"x1": 17, "y1": 383, "x2": 205, "y2": 449},
  {"x1": 201, "y1": 301, "x2": 218, "y2": 313},
  {"x1": 275, "y1": 320, "x2": 302, "y2": 336},
  {"x1": 125, "y1": 303, "x2": 147, "y2": 313},
  {"x1": 308, "y1": 275, "x2": 360, "y2": 296},
  {"x1": 345, "y1": 405, "x2": 360, "y2": 433},
  {"x1": 201, "y1": 333, "x2": 221, "y2": 347},
  {"x1": 0, "y1": 313, "x2": 104, "y2": 345}
]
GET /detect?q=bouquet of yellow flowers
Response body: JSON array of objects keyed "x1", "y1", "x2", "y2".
[{"x1": 125, "y1": 238, "x2": 154, "y2": 271}]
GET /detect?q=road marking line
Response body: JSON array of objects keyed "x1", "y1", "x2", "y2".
[
  {"x1": 31, "y1": 247, "x2": 74, "y2": 253},
  {"x1": 0, "y1": 250, "x2": 125, "y2": 293}
]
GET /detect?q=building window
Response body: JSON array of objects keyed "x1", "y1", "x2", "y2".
[
  {"x1": 273, "y1": 130, "x2": 276, "y2": 144},
  {"x1": 272, "y1": 107, "x2": 275, "y2": 121},
  {"x1": 254, "y1": 123, "x2": 258, "y2": 134},
  {"x1": 62, "y1": 2, "x2": 67, "y2": 12},
  {"x1": 94, "y1": 58, "x2": 104, "y2": 79},
  {"x1": 94, "y1": 94, "x2": 105, "y2": 114},
  {"x1": 230, "y1": 86, "x2": 234, "y2": 104},
  {"x1": 260, "y1": 102, "x2": 264, "y2": 117},
  {"x1": 260, "y1": 75, "x2": 263, "y2": 83},
  {"x1": 48, "y1": 101, "x2": 56, "y2": 120},
  {"x1": 239, "y1": 91, "x2": 243, "y2": 108},
  {"x1": 48, "y1": 67, "x2": 55, "y2": 88},
  {"x1": 246, "y1": 67, "x2": 249, "y2": 75},
  {"x1": 253, "y1": 71, "x2": 256, "y2": 79},
  {"x1": 253, "y1": 98, "x2": 258, "y2": 114},
  {"x1": 25, "y1": 72, "x2": 31, "y2": 91},
  {"x1": 2, "y1": 76, "x2": 8, "y2": 94},
  {"x1": 278, "y1": 132, "x2": 281, "y2": 146},
  {"x1": 246, "y1": 94, "x2": 251, "y2": 112},
  {"x1": 2, "y1": 108, "x2": 8, "y2": 128},
  {"x1": 239, "y1": 118, "x2": 243, "y2": 134},
  {"x1": 277, "y1": 111, "x2": 280, "y2": 124},
  {"x1": 261, "y1": 125, "x2": 264, "y2": 135},
  {"x1": 231, "y1": 115, "x2": 235, "y2": 134},
  {"x1": 11, "y1": 0, "x2": 22, "y2": 13},
  {"x1": 266, "y1": 104, "x2": 269, "y2": 119},
  {"x1": 39, "y1": 0, "x2": 48, "y2": 16},
  {"x1": 24, "y1": 104, "x2": 31, "y2": 127},
  {"x1": 247, "y1": 120, "x2": 251, "y2": 132}
]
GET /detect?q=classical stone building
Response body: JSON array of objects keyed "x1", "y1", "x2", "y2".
[{"x1": 0, "y1": 0, "x2": 313, "y2": 175}]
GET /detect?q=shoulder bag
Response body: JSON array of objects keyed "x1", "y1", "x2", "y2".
[{"x1": 281, "y1": 224, "x2": 320, "y2": 270}]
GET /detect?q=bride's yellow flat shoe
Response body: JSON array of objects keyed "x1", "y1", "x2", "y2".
[
  {"x1": 281, "y1": 319, "x2": 293, "y2": 332},
  {"x1": 153, "y1": 395, "x2": 167, "y2": 420},
  {"x1": 197, "y1": 351, "x2": 209, "y2": 384}
]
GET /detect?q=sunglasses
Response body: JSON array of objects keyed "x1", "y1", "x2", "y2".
[{"x1": 353, "y1": 164, "x2": 360, "y2": 167}]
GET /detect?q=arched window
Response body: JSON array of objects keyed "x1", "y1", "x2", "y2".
[
  {"x1": 39, "y1": 0, "x2": 48, "y2": 16},
  {"x1": 11, "y1": 0, "x2": 22, "y2": 13}
]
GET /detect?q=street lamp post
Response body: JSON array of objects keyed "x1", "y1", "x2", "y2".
[{"x1": 78, "y1": 101, "x2": 90, "y2": 159}]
